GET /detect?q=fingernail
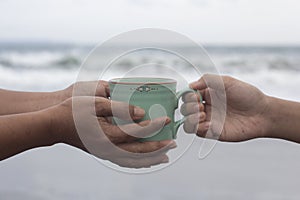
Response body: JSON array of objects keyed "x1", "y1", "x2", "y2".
[
  {"x1": 154, "y1": 117, "x2": 171, "y2": 124},
  {"x1": 134, "y1": 107, "x2": 145, "y2": 117},
  {"x1": 165, "y1": 117, "x2": 171, "y2": 124}
]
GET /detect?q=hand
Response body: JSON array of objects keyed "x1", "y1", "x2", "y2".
[
  {"x1": 46, "y1": 96, "x2": 176, "y2": 168},
  {"x1": 182, "y1": 74, "x2": 271, "y2": 142},
  {"x1": 63, "y1": 80, "x2": 110, "y2": 99}
]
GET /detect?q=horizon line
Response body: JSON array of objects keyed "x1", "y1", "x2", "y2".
[{"x1": 0, "y1": 40, "x2": 300, "y2": 47}]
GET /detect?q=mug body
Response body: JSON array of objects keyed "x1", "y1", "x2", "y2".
[{"x1": 109, "y1": 77, "x2": 177, "y2": 141}]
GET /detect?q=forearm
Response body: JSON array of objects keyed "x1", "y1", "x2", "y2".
[
  {"x1": 0, "y1": 110, "x2": 56, "y2": 160},
  {"x1": 0, "y1": 89, "x2": 70, "y2": 115},
  {"x1": 265, "y1": 96, "x2": 300, "y2": 143}
]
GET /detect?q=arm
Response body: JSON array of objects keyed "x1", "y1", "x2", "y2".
[
  {"x1": 0, "y1": 111, "x2": 55, "y2": 160},
  {"x1": 182, "y1": 74, "x2": 300, "y2": 144},
  {"x1": 0, "y1": 96, "x2": 175, "y2": 168},
  {"x1": 0, "y1": 80, "x2": 110, "y2": 115},
  {"x1": 266, "y1": 97, "x2": 300, "y2": 143},
  {"x1": 0, "y1": 89, "x2": 67, "y2": 115}
]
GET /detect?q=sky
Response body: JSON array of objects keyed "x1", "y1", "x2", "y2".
[{"x1": 0, "y1": 0, "x2": 299, "y2": 45}]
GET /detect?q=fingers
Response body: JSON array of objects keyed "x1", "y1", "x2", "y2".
[
  {"x1": 184, "y1": 119, "x2": 211, "y2": 137},
  {"x1": 183, "y1": 88, "x2": 214, "y2": 108},
  {"x1": 118, "y1": 140, "x2": 176, "y2": 154},
  {"x1": 183, "y1": 112, "x2": 206, "y2": 133},
  {"x1": 189, "y1": 75, "x2": 208, "y2": 90},
  {"x1": 189, "y1": 74, "x2": 225, "y2": 91},
  {"x1": 100, "y1": 140, "x2": 176, "y2": 169},
  {"x1": 180, "y1": 102, "x2": 204, "y2": 115},
  {"x1": 103, "y1": 116, "x2": 171, "y2": 144},
  {"x1": 96, "y1": 80, "x2": 110, "y2": 98},
  {"x1": 95, "y1": 98, "x2": 145, "y2": 120},
  {"x1": 115, "y1": 154, "x2": 170, "y2": 168},
  {"x1": 182, "y1": 92, "x2": 202, "y2": 103},
  {"x1": 195, "y1": 121, "x2": 211, "y2": 137},
  {"x1": 181, "y1": 102, "x2": 211, "y2": 136},
  {"x1": 97, "y1": 140, "x2": 176, "y2": 169},
  {"x1": 189, "y1": 74, "x2": 227, "y2": 109}
]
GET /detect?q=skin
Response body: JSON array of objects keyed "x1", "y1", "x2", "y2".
[
  {"x1": 0, "y1": 81, "x2": 109, "y2": 115},
  {"x1": 0, "y1": 81, "x2": 176, "y2": 168},
  {"x1": 4, "y1": 74, "x2": 299, "y2": 167},
  {"x1": 182, "y1": 74, "x2": 300, "y2": 143}
]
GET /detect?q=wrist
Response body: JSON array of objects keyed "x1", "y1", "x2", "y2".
[
  {"x1": 54, "y1": 87, "x2": 72, "y2": 103},
  {"x1": 32, "y1": 109, "x2": 60, "y2": 146},
  {"x1": 263, "y1": 96, "x2": 287, "y2": 139},
  {"x1": 45, "y1": 99, "x2": 77, "y2": 146}
]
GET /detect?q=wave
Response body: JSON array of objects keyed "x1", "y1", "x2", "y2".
[
  {"x1": 0, "y1": 51, "x2": 82, "y2": 69},
  {"x1": 0, "y1": 44, "x2": 299, "y2": 92},
  {"x1": 0, "y1": 45, "x2": 299, "y2": 71},
  {"x1": 211, "y1": 53, "x2": 300, "y2": 72}
]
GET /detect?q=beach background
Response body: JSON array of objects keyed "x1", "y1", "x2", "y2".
[
  {"x1": 1, "y1": 0, "x2": 300, "y2": 199},
  {"x1": 1, "y1": 43, "x2": 300, "y2": 200}
]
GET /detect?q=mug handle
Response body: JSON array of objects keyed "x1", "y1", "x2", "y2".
[{"x1": 174, "y1": 88, "x2": 202, "y2": 137}]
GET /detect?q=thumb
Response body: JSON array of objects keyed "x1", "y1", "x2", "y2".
[
  {"x1": 95, "y1": 98, "x2": 145, "y2": 120},
  {"x1": 190, "y1": 74, "x2": 225, "y2": 91}
]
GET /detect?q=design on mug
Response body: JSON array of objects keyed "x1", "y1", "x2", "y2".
[{"x1": 130, "y1": 86, "x2": 159, "y2": 92}]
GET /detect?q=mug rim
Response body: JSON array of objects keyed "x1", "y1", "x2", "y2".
[{"x1": 109, "y1": 77, "x2": 176, "y2": 85}]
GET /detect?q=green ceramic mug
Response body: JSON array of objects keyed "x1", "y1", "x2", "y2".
[{"x1": 108, "y1": 77, "x2": 202, "y2": 142}]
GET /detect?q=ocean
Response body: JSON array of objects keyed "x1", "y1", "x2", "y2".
[{"x1": 0, "y1": 43, "x2": 300, "y2": 200}]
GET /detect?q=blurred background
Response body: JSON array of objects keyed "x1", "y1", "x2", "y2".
[{"x1": 1, "y1": 0, "x2": 300, "y2": 199}]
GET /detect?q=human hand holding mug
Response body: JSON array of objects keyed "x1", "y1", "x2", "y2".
[
  {"x1": 46, "y1": 96, "x2": 176, "y2": 168},
  {"x1": 182, "y1": 74, "x2": 271, "y2": 142},
  {"x1": 109, "y1": 77, "x2": 202, "y2": 142}
]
